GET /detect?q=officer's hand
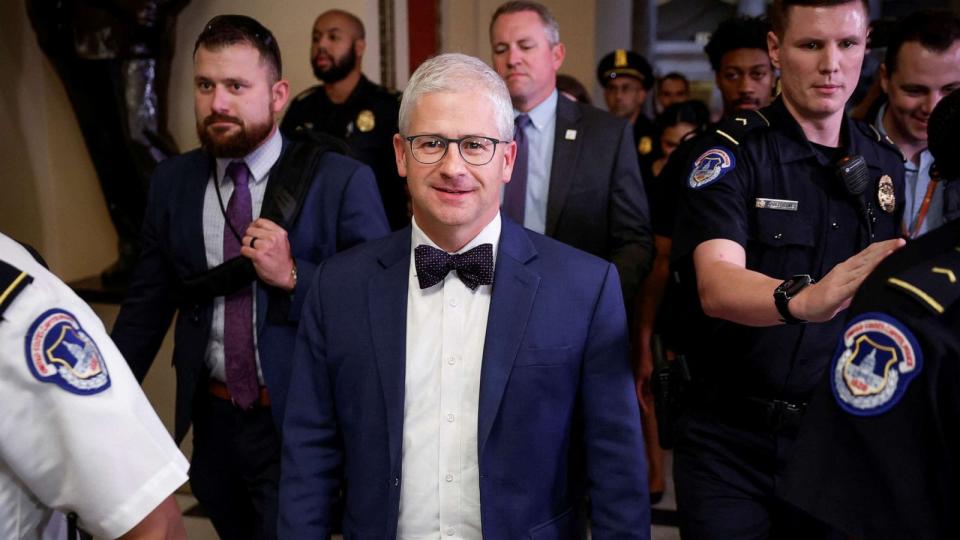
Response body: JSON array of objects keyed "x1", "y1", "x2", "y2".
[
  {"x1": 791, "y1": 238, "x2": 905, "y2": 323},
  {"x1": 636, "y1": 347, "x2": 654, "y2": 413},
  {"x1": 241, "y1": 218, "x2": 296, "y2": 292}
]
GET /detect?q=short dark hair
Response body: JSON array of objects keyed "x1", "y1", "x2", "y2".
[
  {"x1": 655, "y1": 100, "x2": 710, "y2": 138},
  {"x1": 704, "y1": 17, "x2": 771, "y2": 72},
  {"x1": 658, "y1": 72, "x2": 689, "y2": 91},
  {"x1": 490, "y1": 1, "x2": 560, "y2": 45},
  {"x1": 195, "y1": 15, "x2": 282, "y2": 81},
  {"x1": 883, "y1": 10, "x2": 960, "y2": 75},
  {"x1": 556, "y1": 74, "x2": 591, "y2": 104},
  {"x1": 769, "y1": 0, "x2": 869, "y2": 38}
]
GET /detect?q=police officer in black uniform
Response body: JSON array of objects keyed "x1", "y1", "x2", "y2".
[
  {"x1": 779, "y1": 89, "x2": 960, "y2": 540},
  {"x1": 667, "y1": 1, "x2": 907, "y2": 537},
  {"x1": 597, "y1": 49, "x2": 657, "y2": 175},
  {"x1": 281, "y1": 9, "x2": 408, "y2": 230}
]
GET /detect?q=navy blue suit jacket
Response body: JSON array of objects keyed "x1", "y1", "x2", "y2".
[
  {"x1": 111, "y1": 138, "x2": 391, "y2": 440},
  {"x1": 279, "y1": 218, "x2": 650, "y2": 539}
]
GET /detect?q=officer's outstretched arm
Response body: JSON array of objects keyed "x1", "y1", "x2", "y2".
[
  {"x1": 789, "y1": 238, "x2": 905, "y2": 322},
  {"x1": 694, "y1": 238, "x2": 905, "y2": 326},
  {"x1": 694, "y1": 239, "x2": 785, "y2": 326},
  {"x1": 118, "y1": 495, "x2": 186, "y2": 540}
]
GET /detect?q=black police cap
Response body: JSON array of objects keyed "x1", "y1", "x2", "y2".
[{"x1": 597, "y1": 49, "x2": 654, "y2": 90}]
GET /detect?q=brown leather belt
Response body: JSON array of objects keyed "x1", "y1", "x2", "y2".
[{"x1": 208, "y1": 380, "x2": 271, "y2": 407}]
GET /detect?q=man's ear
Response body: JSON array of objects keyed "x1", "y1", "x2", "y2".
[
  {"x1": 393, "y1": 133, "x2": 408, "y2": 178},
  {"x1": 271, "y1": 79, "x2": 291, "y2": 113},
  {"x1": 767, "y1": 30, "x2": 782, "y2": 70}
]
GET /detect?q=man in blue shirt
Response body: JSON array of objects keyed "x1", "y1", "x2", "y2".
[{"x1": 876, "y1": 9, "x2": 960, "y2": 237}]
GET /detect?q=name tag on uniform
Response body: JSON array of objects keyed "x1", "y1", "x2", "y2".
[{"x1": 755, "y1": 198, "x2": 799, "y2": 211}]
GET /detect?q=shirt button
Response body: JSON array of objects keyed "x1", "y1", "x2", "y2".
[
  {"x1": 449, "y1": 298, "x2": 458, "y2": 307},
  {"x1": 447, "y1": 413, "x2": 455, "y2": 422},
  {"x1": 394, "y1": 477, "x2": 399, "y2": 486},
  {"x1": 446, "y1": 527, "x2": 456, "y2": 536},
  {"x1": 447, "y1": 356, "x2": 456, "y2": 365},
  {"x1": 445, "y1": 473, "x2": 454, "y2": 482},
  {"x1": 832, "y1": 221, "x2": 839, "y2": 229}
]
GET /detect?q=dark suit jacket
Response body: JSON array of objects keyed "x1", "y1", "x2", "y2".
[
  {"x1": 546, "y1": 97, "x2": 653, "y2": 301},
  {"x1": 279, "y1": 218, "x2": 650, "y2": 539},
  {"x1": 111, "y1": 138, "x2": 390, "y2": 441}
]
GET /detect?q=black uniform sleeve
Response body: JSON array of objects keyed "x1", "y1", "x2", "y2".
[{"x1": 671, "y1": 141, "x2": 753, "y2": 260}]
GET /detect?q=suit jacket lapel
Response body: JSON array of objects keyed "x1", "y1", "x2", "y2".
[
  {"x1": 368, "y1": 230, "x2": 412, "y2": 467},
  {"x1": 545, "y1": 98, "x2": 583, "y2": 236},
  {"x1": 183, "y1": 152, "x2": 212, "y2": 275},
  {"x1": 478, "y1": 219, "x2": 540, "y2": 457}
]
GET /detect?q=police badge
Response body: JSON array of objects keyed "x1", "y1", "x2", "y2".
[
  {"x1": 638, "y1": 136, "x2": 653, "y2": 156},
  {"x1": 832, "y1": 312, "x2": 922, "y2": 416},
  {"x1": 878, "y1": 174, "x2": 896, "y2": 213},
  {"x1": 25, "y1": 308, "x2": 111, "y2": 395},
  {"x1": 356, "y1": 110, "x2": 375, "y2": 133}
]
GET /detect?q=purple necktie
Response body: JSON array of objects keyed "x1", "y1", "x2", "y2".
[
  {"x1": 223, "y1": 160, "x2": 259, "y2": 409},
  {"x1": 503, "y1": 114, "x2": 531, "y2": 224}
]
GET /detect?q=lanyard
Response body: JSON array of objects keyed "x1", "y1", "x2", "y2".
[{"x1": 905, "y1": 178, "x2": 940, "y2": 239}]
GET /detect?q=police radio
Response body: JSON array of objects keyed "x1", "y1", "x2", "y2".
[{"x1": 836, "y1": 154, "x2": 874, "y2": 241}]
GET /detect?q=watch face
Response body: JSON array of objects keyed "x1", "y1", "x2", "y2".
[{"x1": 782, "y1": 275, "x2": 811, "y2": 296}]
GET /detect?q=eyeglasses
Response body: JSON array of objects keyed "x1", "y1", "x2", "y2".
[{"x1": 404, "y1": 134, "x2": 507, "y2": 166}]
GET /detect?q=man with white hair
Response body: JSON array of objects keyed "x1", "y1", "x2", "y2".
[{"x1": 279, "y1": 52, "x2": 650, "y2": 539}]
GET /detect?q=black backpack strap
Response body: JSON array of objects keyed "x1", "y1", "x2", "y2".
[{"x1": 180, "y1": 136, "x2": 336, "y2": 302}]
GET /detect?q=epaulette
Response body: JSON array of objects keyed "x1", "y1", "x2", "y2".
[
  {"x1": 291, "y1": 85, "x2": 323, "y2": 103},
  {"x1": 0, "y1": 260, "x2": 32, "y2": 320},
  {"x1": 887, "y1": 244, "x2": 960, "y2": 315},
  {"x1": 711, "y1": 109, "x2": 771, "y2": 147},
  {"x1": 857, "y1": 121, "x2": 905, "y2": 162}
]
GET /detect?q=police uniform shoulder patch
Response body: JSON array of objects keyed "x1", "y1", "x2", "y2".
[
  {"x1": 832, "y1": 312, "x2": 922, "y2": 416},
  {"x1": 688, "y1": 146, "x2": 736, "y2": 189},
  {"x1": 25, "y1": 308, "x2": 111, "y2": 395},
  {"x1": 0, "y1": 260, "x2": 32, "y2": 320}
]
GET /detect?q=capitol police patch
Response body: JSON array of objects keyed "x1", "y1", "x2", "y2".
[
  {"x1": 832, "y1": 312, "x2": 922, "y2": 416},
  {"x1": 688, "y1": 147, "x2": 735, "y2": 189},
  {"x1": 24, "y1": 308, "x2": 110, "y2": 395}
]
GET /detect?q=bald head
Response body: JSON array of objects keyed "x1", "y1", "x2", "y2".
[{"x1": 315, "y1": 9, "x2": 365, "y2": 41}]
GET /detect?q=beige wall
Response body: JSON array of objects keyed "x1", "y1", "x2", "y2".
[{"x1": 440, "y1": 0, "x2": 598, "y2": 105}]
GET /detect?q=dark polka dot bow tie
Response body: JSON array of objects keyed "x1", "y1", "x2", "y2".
[{"x1": 414, "y1": 243, "x2": 494, "y2": 290}]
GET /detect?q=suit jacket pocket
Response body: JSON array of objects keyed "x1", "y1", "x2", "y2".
[
  {"x1": 528, "y1": 506, "x2": 581, "y2": 540},
  {"x1": 514, "y1": 345, "x2": 576, "y2": 367}
]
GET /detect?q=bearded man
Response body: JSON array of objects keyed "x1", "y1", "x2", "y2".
[
  {"x1": 111, "y1": 15, "x2": 389, "y2": 540},
  {"x1": 281, "y1": 9, "x2": 409, "y2": 230}
]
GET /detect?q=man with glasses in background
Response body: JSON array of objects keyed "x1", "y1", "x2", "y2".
[{"x1": 280, "y1": 52, "x2": 650, "y2": 540}]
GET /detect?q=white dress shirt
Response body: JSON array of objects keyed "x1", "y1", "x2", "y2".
[
  {"x1": 397, "y1": 214, "x2": 501, "y2": 540},
  {"x1": 202, "y1": 127, "x2": 282, "y2": 383}
]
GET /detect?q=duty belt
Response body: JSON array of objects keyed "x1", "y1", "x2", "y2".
[{"x1": 699, "y1": 396, "x2": 808, "y2": 434}]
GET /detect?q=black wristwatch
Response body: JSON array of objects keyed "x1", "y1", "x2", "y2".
[{"x1": 774, "y1": 274, "x2": 814, "y2": 324}]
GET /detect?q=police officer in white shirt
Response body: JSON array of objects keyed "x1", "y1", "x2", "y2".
[{"x1": 0, "y1": 232, "x2": 189, "y2": 539}]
